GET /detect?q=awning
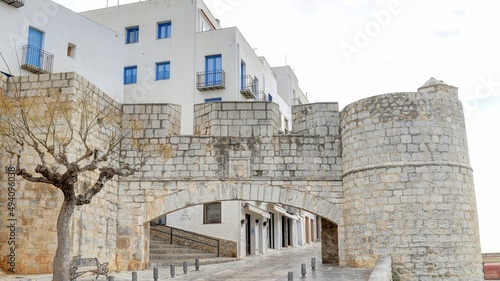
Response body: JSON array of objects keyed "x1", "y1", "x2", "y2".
[
  {"x1": 244, "y1": 203, "x2": 271, "y2": 219},
  {"x1": 271, "y1": 204, "x2": 299, "y2": 220}
]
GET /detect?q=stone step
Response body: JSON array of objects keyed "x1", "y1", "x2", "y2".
[
  {"x1": 150, "y1": 252, "x2": 218, "y2": 260},
  {"x1": 150, "y1": 248, "x2": 209, "y2": 254},
  {"x1": 149, "y1": 257, "x2": 238, "y2": 267}
]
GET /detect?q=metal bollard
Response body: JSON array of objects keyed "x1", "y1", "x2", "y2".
[
  {"x1": 108, "y1": 276, "x2": 115, "y2": 281},
  {"x1": 301, "y1": 263, "x2": 306, "y2": 278},
  {"x1": 153, "y1": 267, "x2": 158, "y2": 281},
  {"x1": 183, "y1": 261, "x2": 188, "y2": 274},
  {"x1": 132, "y1": 271, "x2": 137, "y2": 281},
  {"x1": 195, "y1": 258, "x2": 200, "y2": 271},
  {"x1": 311, "y1": 257, "x2": 316, "y2": 270},
  {"x1": 170, "y1": 264, "x2": 175, "y2": 278},
  {"x1": 288, "y1": 271, "x2": 293, "y2": 281}
]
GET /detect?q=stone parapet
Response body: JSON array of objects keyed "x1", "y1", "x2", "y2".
[
  {"x1": 193, "y1": 102, "x2": 280, "y2": 137},
  {"x1": 292, "y1": 103, "x2": 340, "y2": 136}
]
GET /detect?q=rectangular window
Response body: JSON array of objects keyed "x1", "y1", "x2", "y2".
[
  {"x1": 240, "y1": 60, "x2": 246, "y2": 90},
  {"x1": 205, "y1": 97, "x2": 222, "y2": 103},
  {"x1": 156, "y1": 62, "x2": 170, "y2": 80},
  {"x1": 157, "y1": 22, "x2": 172, "y2": 39},
  {"x1": 124, "y1": 66, "x2": 137, "y2": 84},
  {"x1": 203, "y1": 203, "x2": 221, "y2": 224},
  {"x1": 27, "y1": 27, "x2": 43, "y2": 68},
  {"x1": 126, "y1": 26, "x2": 139, "y2": 44},
  {"x1": 268, "y1": 94, "x2": 273, "y2": 101},
  {"x1": 205, "y1": 54, "x2": 222, "y2": 86}
]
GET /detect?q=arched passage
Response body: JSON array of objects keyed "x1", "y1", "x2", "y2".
[{"x1": 116, "y1": 179, "x2": 345, "y2": 271}]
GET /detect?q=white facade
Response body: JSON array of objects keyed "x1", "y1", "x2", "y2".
[
  {"x1": 81, "y1": 0, "x2": 305, "y2": 134},
  {"x1": 165, "y1": 201, "x2": 319, "y2": 259},
  {"x1": 0, "y1": 0, "x2": 123, "y2": 99}
]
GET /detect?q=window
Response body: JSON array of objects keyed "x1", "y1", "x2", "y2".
[
  {"x1": 205, "y1": 54, "x2": 222, "y2": 86},
  {"x1": 203, "y1": 203, "x2": 221, "y2": 224},
  {"x1": 205, "y1": 97, "x2": 222, "y2": 103},
  {"x1": 126, "y1": 26, "x2": 139, "y2": 44},
  {"x1": 124, "y1": 66, "x2": 137, "y2": 84},
  {"x1": 156, "y1": 62, "x2": 170, "y2": 80},
  {"x1": 67, "y1": 43, "x2": 76, "y2": 58},
  {"x1": 157, "y1": 22, "x2": 172, "y2": 39},
  {"x1": 240, "y1": 61, "x2": 246, "y2": 90},
  {"x1": 268, "y1": 94, "x2": 273, "y2": 101},
  {"x1": 27, "y1": 27, "x2": 43, "y2": 68}
]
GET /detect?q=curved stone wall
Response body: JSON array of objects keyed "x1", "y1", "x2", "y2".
[{"x1": 340, "y1": 86, "x2": 483, "y2": 280}]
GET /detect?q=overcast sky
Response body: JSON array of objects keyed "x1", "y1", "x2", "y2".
[{"x1": 55, "y1": 0, "x2": 500, "y2": 253}]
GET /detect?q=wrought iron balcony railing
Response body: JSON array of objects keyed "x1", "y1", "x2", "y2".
[
  {"x1": 256, "y1": 91, "x2": 270, "y2": 102},
  {"x1": 196, "y1": 70, "x2": 226, "y2": 91},
  {"x1": 1, "y1": 0, "x2": 24, "y2": 8},
  {"x1": 240, "y1": 75, "x2": 257, "y2": 99},
  {"x1": 21, "y1": 45, "x2": 54, "y2": 74}
]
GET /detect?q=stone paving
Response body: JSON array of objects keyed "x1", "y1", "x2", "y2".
[
  {"x1": 0, "y1": 243, "x2": 371, "y2": 280},
  {"x1": 89, "y1": 243, "x2": 371, "y2": 281}
]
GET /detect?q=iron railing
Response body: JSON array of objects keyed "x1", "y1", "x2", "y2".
[
  {"x1": 1, "y1": 0, "x2": 24, "y2": 8},
  {"x1": 196, "y1": 69, "x2": 225, "y2": 91},
  {"x1": 150, "y1": 222, "x2": 220, "y2": 257},
  {"x1": 240, "y1": 75, "x2": 256, "y2": 99},
  {"x1": 256, "y1": 91, "x2": 270, "y2": 101},
  {"x1": 21, "y1": 45, "x2": 54, "y2": 74}
]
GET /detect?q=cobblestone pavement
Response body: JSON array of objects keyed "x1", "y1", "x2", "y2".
[{"x1": 0, "y1": 243, "x2": 371, "y2": 281}]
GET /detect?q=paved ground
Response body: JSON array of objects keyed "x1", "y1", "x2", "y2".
[{"x1": 1, "y1": 243, "x2": 372, "y2": 281}]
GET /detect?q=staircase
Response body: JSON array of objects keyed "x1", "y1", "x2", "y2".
[{"x1": 149, "y1": 231, "x2": 238, "y2": 266}]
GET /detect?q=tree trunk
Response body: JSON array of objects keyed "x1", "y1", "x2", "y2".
[{"x1": 52, "y1": 198, "x2": 76, "y2": 281}]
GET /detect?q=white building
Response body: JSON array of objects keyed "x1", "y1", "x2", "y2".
[
  {"x1": 163, "y1": 201, "x2": 320, "y2": 259},
  {"x1": 0, "y1": 0, "x2": 123, "y2": 99},
  {"x1": 81, "y1": 0, "x2": 302, "y2": 134},
  {"x1": 1, "y1": 0, "x2": 314, "y2": 261}
]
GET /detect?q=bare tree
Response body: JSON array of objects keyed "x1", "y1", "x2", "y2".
[{"x1": 0, "y1": 77, "x2": 148, "y2": 280}]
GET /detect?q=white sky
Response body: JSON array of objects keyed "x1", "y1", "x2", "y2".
[{"x1": 55, "y1": 0, "x2": 500, "y2": 253}]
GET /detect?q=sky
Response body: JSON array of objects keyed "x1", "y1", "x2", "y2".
[{"x1": 54, "y1": 0, "x2": 500, "y2": 253}]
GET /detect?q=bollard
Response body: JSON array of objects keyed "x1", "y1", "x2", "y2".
[
  {"x1": 311, "y1": 257, "x2": 316, "y2": 270},
  {"x1": 153, "y1": 267, "x2": 158, "y2": 281},
  {"x1": 288, "y1": 271, "x2": 293, "y2": 281},
  {"x1": 132, "y1": 271, "x2": 137, "y2": 281},
  {"x1": 170, "y1": 264, "x2": 175, "y2": 278},
  {"x1": 301, "y1": 263, "x2": 306, "y2": 278},
  {"x1": 108, "y1": 276, "x2": 115, "y2": 281},
  {"x1": 183, "y1": 261, "x2": 188, "y2": 274},
  {"x1": 195, "y1": 258, "x2": 200, "y2": 271}
]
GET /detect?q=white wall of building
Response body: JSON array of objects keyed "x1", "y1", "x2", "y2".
[
  {"x1": 166, "y1": 201, "x2": 241, "y2": 242},
  {"x1": 0, "y1": 0, "x2": 123, "y2": 100}
]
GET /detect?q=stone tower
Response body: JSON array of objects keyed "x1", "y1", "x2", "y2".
[{"x1": 340, "y1": 78, "x2": 483, "y2": 280}]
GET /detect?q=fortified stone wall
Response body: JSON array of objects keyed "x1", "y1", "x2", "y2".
[
  {"x1": 340, "y1": 81, "x2": 483, "y2": 280},
  {"x1": 116, "y1": 102, "x2": 344, "y2": 269},
  {"x1": 0, "y1": 73, "x2": 122, "y2": 273},
  {"x1": 193, "y1": 102, "x2": 281, "y2": 137},
  {"x1": 292, "y1": 103, "x2": 340, "y2": 136}
]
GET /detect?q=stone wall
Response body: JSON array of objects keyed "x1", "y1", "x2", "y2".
[
  {"x1": 340, "y1": 82, "x2": 483, "y2": 280},
  {"x1": 150, "y1": 224, "x2": 237, "y2": 257},
  {"x1": 193, "y1": 102, "x2": 281, "y2": 137},
  {"x1": 292, "y1": 103, "x2": 340, "y2": 136},
  {"x1": 0, "y1": 72, "x2": 121, "y2": 274}
]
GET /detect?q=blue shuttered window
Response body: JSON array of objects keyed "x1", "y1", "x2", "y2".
[
  {"x1": 156, "y1": 62, "x2": 170, "y2": 80},
  {"x1": 157, "y1": 22, "x2": 172, "y2": 39},
  {"x1": 126, "y1": 26, "x2": 139, "y2": 44},
  {"x1": 124, "y1": 66, "x2": 137, "y2": 84}
]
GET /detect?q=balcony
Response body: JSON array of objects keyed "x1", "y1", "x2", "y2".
[
  {"x1": 21, "y1": 45, "x2": 54, "y2": 74},
  {"x1": 1, "y1": 0, "x2": 24, "y2": 7},
  {"x1": 197, "y1": 70, "x2": 226, "y2": 91},
  {"x1": 256, "y1": 91, "x2": 270, "y2": 102},
  {"x1": 240, "y1": 75, "x2": 257, "y2": 99}
]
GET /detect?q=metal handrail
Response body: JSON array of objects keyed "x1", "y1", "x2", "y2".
[
  {"x1": 196, "y1": 69, "x2": 226, "y2": 90},
  {"x1": 150, "y1": 222, "x2": 220, "y2": 257},
  {"x1": 1, "y1": 0, "x2": 25, "y2": 8},
  {"x1": 21, "y1": 45, "x2": 54, "y2": 74}
]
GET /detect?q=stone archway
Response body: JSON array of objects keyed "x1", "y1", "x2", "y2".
[{"x1": 116, "y1": 179, "x2": 344, "y2": 271}]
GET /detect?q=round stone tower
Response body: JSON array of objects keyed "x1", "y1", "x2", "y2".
[{"x1": 340, "y1": 78, "x2": 483, "y2": 280}]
